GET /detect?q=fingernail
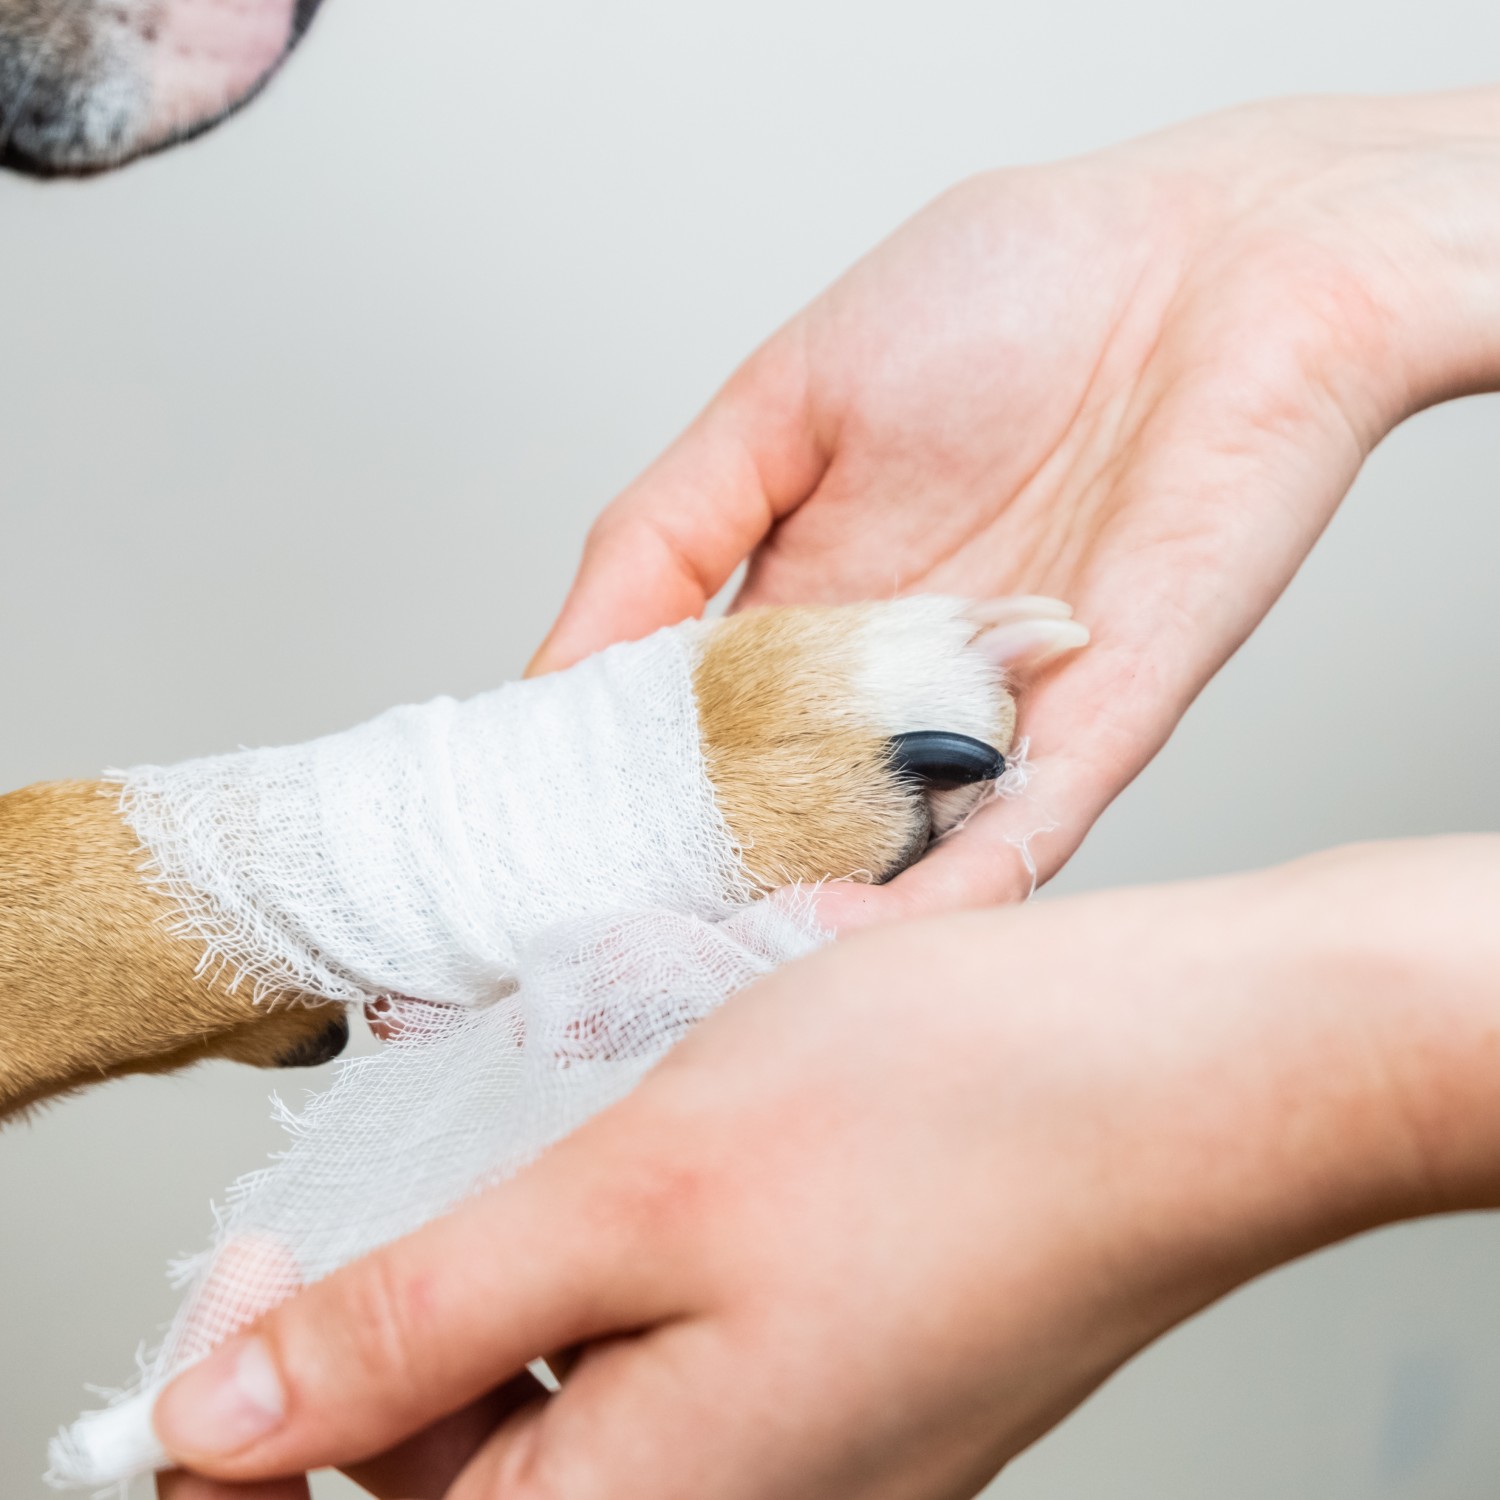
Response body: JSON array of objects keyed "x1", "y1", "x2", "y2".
[{"x1": 154, "y1": 1337, "x2": 285, "y2": 1458}]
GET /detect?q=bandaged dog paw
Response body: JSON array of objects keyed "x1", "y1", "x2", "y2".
[
  {"x1": 0, "y1": 596, "x2": 1085, "y2": 1121},
  {"x1": 1, "y1": 595, "x2": 1080, "y2": 1124},
  {"x1": 106, "y1": 594, "x2": 1084, "y2": 1015},
  {"x1": 0, "y1": 597, "x2": 1082, "y2": 1124}
]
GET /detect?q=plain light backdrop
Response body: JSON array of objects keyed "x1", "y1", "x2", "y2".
[{"x1": 3, "y1": 0, "x2": 1499, "y2": 1494}]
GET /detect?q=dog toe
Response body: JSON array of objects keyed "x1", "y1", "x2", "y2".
[{"x1": 694, "y1": 596, "x2": 1081, "y2": 889}]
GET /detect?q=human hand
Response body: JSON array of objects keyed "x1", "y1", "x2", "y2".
[
  {"x1": 153, "y1": 835, "x2": 1500, "y2": 1500},
  {"x1": 530, "y1": 90, "x2": 1500, "y2": 924}
]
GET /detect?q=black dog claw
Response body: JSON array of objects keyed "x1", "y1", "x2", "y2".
[{"x1": 886, "y1": 731, "x2": 1005, "y2": 790}]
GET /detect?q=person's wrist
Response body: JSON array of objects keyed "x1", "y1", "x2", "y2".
[
  {"x1": 1247, "y1": 837, "x2": 1500, "y2": 1221},
  {"x1": 1132, "y1": 90, "x2": 1500, "y2": 434},
  {"x1": 1087, "y1": 868, "x2": 1424, "y2": 1305},
  {"x1": 1348, "y1": 88, "x2": 1500, "y2": 415},
  {"x1": 885, "y1": 874, "x2": 1426, "y2": 1324},
  {"x1": 983, "y1": 846, "x2": 1500, "y2": 1432},
  {"x1": 1043, "y1": 846, "x2": 1500, "y2": 1329}
]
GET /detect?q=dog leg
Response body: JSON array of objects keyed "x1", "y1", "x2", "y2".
[
  {"x1": 0, "y1": 781, "x2": 347, "y2": 1121},
  {"x1": 0, "y1": 598, "x2": 1083, "y2": 1121}
]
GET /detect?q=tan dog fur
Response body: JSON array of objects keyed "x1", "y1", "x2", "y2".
[
  {"x1": 695, "y1": 606, "x2": 1014, "y2": 888},
  {"x1": 0, "y1": 781, "x2": 346, "y2": 1121}
]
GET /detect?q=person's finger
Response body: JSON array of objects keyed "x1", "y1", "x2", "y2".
[
  {"x1": 160, "y1": 1379, "x2": 545, "y2": 1500},
  {"x1": 157, "y1": 1473, "x2": 308, "y2": 1500},
  {"x1": 152, "y1": 1110, "x2": 694, "y2": 1483},
  {"x1": 527, "y1": 335, "x2": 827, "y2": 676},
  {"x1": 441, "y1": 1319, "x2": 781, "y2": 1500},
  {"x1": 442, "y1": 1316, "x2": 1006, "y2": 1500},
  {"x1": 340, "y1": 1378, "x2": 545, "y2": 1499}
]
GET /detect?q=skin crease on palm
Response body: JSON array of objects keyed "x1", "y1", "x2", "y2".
[{"x1": 151, "y1": 92, "x2": 1500, "y2": 1499}]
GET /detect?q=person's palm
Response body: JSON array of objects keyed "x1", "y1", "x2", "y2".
[{"x1": 533, "y1": 95, "x2": 1495, "y2": 920}]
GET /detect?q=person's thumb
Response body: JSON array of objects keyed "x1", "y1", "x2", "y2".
[
  {"x1": 527, "y1": 336, "x2": 826, "y2": 677},
  {"x1": 150, "y1": 1119, "x2": 686, "y2": 1484}
]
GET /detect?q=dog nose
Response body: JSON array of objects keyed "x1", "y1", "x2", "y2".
[
  {"x1": 0, "y1": 76, "x2": 89, "y2": 178},
  {"x1": 277, "y1": 1012, "x2": 351, "y2": 1069},
  {"x1": 0, "y1": 0, "x2": 327, "y2": 176},
  {"x1": 0, "y1": 136, "x2": 69, "y2": 178}
]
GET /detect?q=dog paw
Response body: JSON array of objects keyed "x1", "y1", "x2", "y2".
[{"x1": 693, "y1": 596, "x2": 1086, "y2": 888}]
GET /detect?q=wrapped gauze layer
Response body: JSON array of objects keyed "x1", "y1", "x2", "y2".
[
  {"x1": 50, "y1": 623, "x2": 831, "y2": 1489},
  {"x1": 112, "y1": 623, "x2": 753, "y2": 1008},
  {"x1": 54, "y1": 904, "x2": 821, "y2": 1489}
]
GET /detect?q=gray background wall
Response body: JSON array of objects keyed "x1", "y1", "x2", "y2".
[{"x1": 3, "y1": 0, "x2": 1499, "y2": 1494}]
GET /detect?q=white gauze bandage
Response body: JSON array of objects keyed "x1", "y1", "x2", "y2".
[
  {"x1": 48, "y1": 622, "x2": 830, "y2": 1489},
  {"x1": 114, "y1": 623, "x2": 757, "y2": 1008}
]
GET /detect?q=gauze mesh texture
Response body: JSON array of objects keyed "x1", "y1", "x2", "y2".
[
  {"x1": 47, "y1": 614, "x2": 1032, "y2": 1490},
  {"x1": 51, "y1": 902, "x2": 823, "y2": 1489},
  {"x1": 108, "y1": 624, "x2": 749, "y2": 1008}
]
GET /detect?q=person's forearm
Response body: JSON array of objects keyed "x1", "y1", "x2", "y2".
[
  {"x1": 1136, "y1": 838, "x2": 1500, "y2": 1292},
  {"x1": 1357, "y1": 88, "x2": 1500, "y2": 410},
  {"x1": 1103, "y1": 89, "x2": 1500, "y2": 432},
  {"x1": 1255, "y1": 836, "x2": 1500, "y2": 1214},
  {"x1": 919, "y1": 838, "x2": 1500, "y2": 1350}
]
